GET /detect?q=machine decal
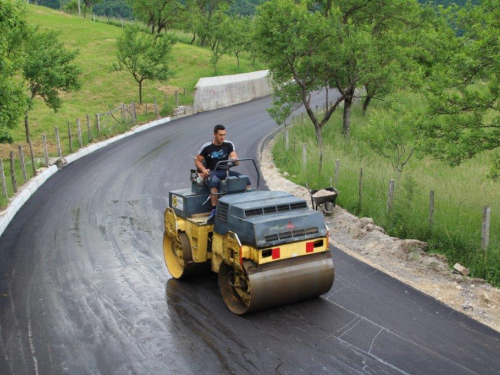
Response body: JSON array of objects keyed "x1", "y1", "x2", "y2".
[{"x1": 172, "y1": 195, "x2": 184, "y2": 211}]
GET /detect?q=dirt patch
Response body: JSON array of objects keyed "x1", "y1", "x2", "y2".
[{"x1": 260, "y1": 137, "x2": 500, "y2": 333}]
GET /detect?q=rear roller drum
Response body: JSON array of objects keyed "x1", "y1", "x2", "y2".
[{"x1": 163, "y1": 232, "x2": 207, "y2": 279}]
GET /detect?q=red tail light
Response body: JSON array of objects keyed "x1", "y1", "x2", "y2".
[{"x1": 272, "y1": 248, "x2": 280, "y2": 259}]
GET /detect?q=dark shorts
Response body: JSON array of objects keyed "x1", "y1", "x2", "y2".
[{"x1": 208, "y1": 170, "x2": 251, "y2": 189}]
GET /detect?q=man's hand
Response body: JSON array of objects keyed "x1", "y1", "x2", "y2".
[
  {"x1": 230, "y1": 157, "x2": 239, "y2": 166},
  {"x1": 201, "y1": 168, "x2": 210, "y2": 178}
]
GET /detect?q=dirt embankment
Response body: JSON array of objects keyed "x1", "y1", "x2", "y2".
[{"x1": 260, "y1": 137, "x2": 500, "y2": 333}]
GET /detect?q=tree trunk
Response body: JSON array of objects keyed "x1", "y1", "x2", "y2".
[
  {"x1": 343, "y1": 97, "x2": 352, "y2": 139},
  {"x1": 236, "y1": 53, "x2": 240, "y2": 67},
  {"x1": 139, "y1": 81, "x2": 143, "y2": 104},
  {"x1": 190, "y1": 33, "x2": 196, "y2": 45},
  {"x1": 315, "y1": 127, "x2": 324, "y2": 173},
  {"x1": 362, "y1": 96, "x2": 372, "y2": 116},
  {"x1": 24, "y1": 114, "x2": 30, "y2": 144}
]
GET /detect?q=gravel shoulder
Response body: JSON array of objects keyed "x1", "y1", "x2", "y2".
[{"x1": 260, "y1": 137, "x2": 500, "y2": 333}]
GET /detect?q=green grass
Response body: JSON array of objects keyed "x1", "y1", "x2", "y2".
[
  {"x1": 0, "y1": 4, "x2": 264, "y2": 209},
  {"x1": 273, "y1": 95, "x2": 500, "y2": 286}
]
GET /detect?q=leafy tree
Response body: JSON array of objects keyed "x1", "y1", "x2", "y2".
[
  {"x1": 206, "y1": 11, "x2": 232, "y2": 73},
  {"x1": 128, "y1": 0, "x2": 184, "y2": 34},
  {"x1": 359, "y1": 99, "x2": 422, "y2": 175},
  {"x1": 82, "y1": 0, "x2": 102, "y2": 18},
  {"x1": 255, "y1": 0, "x2": 424, "y2": 171},
  {"x1": 0, "y1": 0, "x2": 29, "y2": 143},
  {"x1": 419, "y1": 0, "x2": 500, "y2": 177},
  {"x1": 184, "y1": 0, "x2": 232, "y2": 47},
  {"x1": 93, "y1": 0, "x2": 133, "y2": 19},
  {"x1": 227, "y1": 15, "x2": 250, "y2": 67},
  {"x1": 22, "y1": 29, "x2": 82, "y2": 143},
  {"x1": 113, "y1": 25, "x2": 175, "y2": 103}
]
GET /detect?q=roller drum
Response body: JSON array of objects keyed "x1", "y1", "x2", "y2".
[{"x1": 219, "y1": 251, "x2": 334, "y2": 315}]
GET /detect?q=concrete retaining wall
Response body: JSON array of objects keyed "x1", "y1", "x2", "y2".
[{"x1": 193, "y1": 70, "x2": 272, "y2": 113}]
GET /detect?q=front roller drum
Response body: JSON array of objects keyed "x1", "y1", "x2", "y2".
[
  {"x1": 163, "y1": 231, "x2": 208, "y2": 279},
  {"x1": 219, "y1": 251, "x2": 334, "y2": 315}
]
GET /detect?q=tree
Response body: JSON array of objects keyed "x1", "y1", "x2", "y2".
[
  {"x1": 0, "y1": 0, "x2": 29, "y2": 143},
  {"x1": 207, "y1": 11, "x2": 232, "y2": 73},
  {"x1": 183, "y1": 0, "x2": 232, "y2": 47},
  {"x1": 22, "y1": 29, "x2": 81, "y2": 144},
  {"x1": 255, "y1": 0, "x2": 423, "y2": 171},
  {"x1": 227, "y1": 15, "x2": 250, "y2": 68},
  {"x1": 82, "y1": 0, "x2": 101, "y2": 17},
  {"x1": 419, "y1": 0, "x2": 500, "y2": 177},
  {"x1": 359, "y1": 100, "x2": 421, "y2": 175},
  {"x1": 128, "y1": 0, "x2": 184, "y2": 34},
  {"x1": 113, "y1": 25, "x2": 175, "y2": 104}
]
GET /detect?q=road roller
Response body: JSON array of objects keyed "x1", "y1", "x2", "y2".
[{"x1": 163, "y1": 159, "x2": 334, "y2": 314}]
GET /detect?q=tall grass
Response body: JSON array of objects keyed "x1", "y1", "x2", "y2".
[{"x1": 273, "y1": 95, "x2": 500, "y2": 286}]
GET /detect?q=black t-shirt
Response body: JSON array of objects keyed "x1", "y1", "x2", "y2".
[{"x1": 198, "y1": 141, "x2": 235, "y2": 171}]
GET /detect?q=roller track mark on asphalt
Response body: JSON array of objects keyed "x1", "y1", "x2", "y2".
[{"x1": 325, "y1": 299, "x2": 480, "y2": 375}]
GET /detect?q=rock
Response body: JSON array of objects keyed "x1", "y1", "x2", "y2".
[
  {"x1": 360, "y1": 217, "x2": 374, "y2": 227},
  {"x1": 400, "y1": 239, "x2": 428, "y2": 253},
  {"x1": 56, "y1": 157, "x2": 67, "y2": 170},
  {"x1": 453, "y1": 263, "x2": 470, "y2": 276},
  {"x1": 482, "y1": 292, "x2": 491, "y2": 304},
  {"x1": 283, "y1": 172, "x2": 290, "y2": 177},
  {"x1": 373, "y1": 225, "x2": 386, "y2": 234}
]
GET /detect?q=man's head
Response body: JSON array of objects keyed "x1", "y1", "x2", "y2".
[{"x1": 213, "y1": 124, "x2": 226, "y2": 145}]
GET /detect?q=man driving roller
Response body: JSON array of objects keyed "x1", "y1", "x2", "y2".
[{"x1": 195, "y1": 124, "x2": 251, "y2": 222}]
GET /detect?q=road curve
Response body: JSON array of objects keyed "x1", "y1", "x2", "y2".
[{"x1": 1, "y1": 96, "x2": 500, "y2": 374}]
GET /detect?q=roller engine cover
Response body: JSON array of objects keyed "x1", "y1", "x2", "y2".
[{"x1": 214, "y1": 191, "x2": 327, "y2": 248}]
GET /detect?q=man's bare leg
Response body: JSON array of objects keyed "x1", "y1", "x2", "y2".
[{"x1": 211, "y1": 187, "x2": 218, "y2": 206}]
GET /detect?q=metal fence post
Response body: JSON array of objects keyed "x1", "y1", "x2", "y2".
[
  {"x1": 86, "y1": 114, "x2": 92, "y2": 143},
  {"x1": 28, "y1": 140, "x2": 36, "y2": 176},
  {"x1": 67, "y1": 121, "x2": 73, "y2": 153},
  {"x1": 95, "y1": 114, "x2": 101, "y2": 134}
]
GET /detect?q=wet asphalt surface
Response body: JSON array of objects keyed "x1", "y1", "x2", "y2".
[{"x1": 1, "y1": 95, "x2": 500, "y2": 374}]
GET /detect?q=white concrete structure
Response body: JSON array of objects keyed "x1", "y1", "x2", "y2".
[{"x1": 193, "y1": 70, "x2": 272, "y2": 113}]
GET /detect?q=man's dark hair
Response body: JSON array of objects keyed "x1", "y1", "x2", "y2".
[{"x1": 214, "y1": 124, "x2": 225, "y2": 133}]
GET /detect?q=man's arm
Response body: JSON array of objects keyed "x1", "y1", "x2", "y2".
[
  {"x1": 229, "y1": 150, "x2": 239, "y2": 165},
  {"x1": 195, "y1": 155, "x2": 210, "y2": 178}
]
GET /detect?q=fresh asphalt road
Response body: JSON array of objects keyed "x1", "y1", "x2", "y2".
[{"x1": 1, "y1": 95, "x2": 500, "y2": 375}]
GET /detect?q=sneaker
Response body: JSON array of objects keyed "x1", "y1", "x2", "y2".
[{"x1": 207, "y1": 209, "x2": 216, "y2": 223}]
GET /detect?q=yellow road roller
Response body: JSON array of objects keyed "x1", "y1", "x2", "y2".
[{"x1": 163, "y1": 159, "x2": 335, "y2": 314}]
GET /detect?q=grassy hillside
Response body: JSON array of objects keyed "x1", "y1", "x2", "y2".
[
  {"x1": 0, "y1": 4, "x2": 263, "y2": 208},
  {"x1": 272, "y1": 94, "x2": 500, "y2": 286},
  {"x1": 10, "y1": 5, "x2": 263, "y2": 146}
]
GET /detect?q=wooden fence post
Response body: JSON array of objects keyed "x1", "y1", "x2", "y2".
[
  {"x1": 481, "y1": 206, "x2": 491, "y2": 250},
  {"x1": 175, "y1": 91, "x2": 179, "y2": 107},
  {"x1": 387, "y1": 179, "x2": 395, "y2": 213},
  {"x1": 86, "y1": 114, "x2": 92, "y2": 142},
  {"x1": 358, "y1": 168, "x2": 363, "y2": 212},
  {"x1": 429, "y1": 190, "x2": 434, "y2": 227},
  {"x1": 77, "y1": 119, "x2": 83, "y2": 148},
  {"x1": 95, "y1": 114, "x2": 101, "y2": 134},
  {"x1": 18, "y1": 145, "x2": 27, "y2": 182},
  {"x1": 67, "y1": 121, "x2": 73, "y2": 153},
  {"x1": 43, "y1": 135, "x2": 49, "y2": 166},
  {"x1": 302, "y1": 143, "x2": 307, "y2": 168},
  {"x1": 28, "y1": 140, "x2": 36, "y2": 176},
  {"x1": 0, "y1": 159, "x2": 7, "y2": 198},
  {"x1": 132, "y1": 102, "x2": 137, "y2": 121},
  {"x1": 10, "y1": 151, "x2": 17, "y2": 193},
  {"x1": 334, "y1": 159, "x2": 340, "y2": 187},
  {"x1": 285, "y1": 127, "x2": 289, "y2": 151},
  {"x1": 154, "y1": 97, "x2": 159, "y2": 118},
  {"x1": 55, "y1": 127, "x2": 62, "y2": 157},
  {"x1": 121, "y1": 104, "x2": 125, "y2": 123}
]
